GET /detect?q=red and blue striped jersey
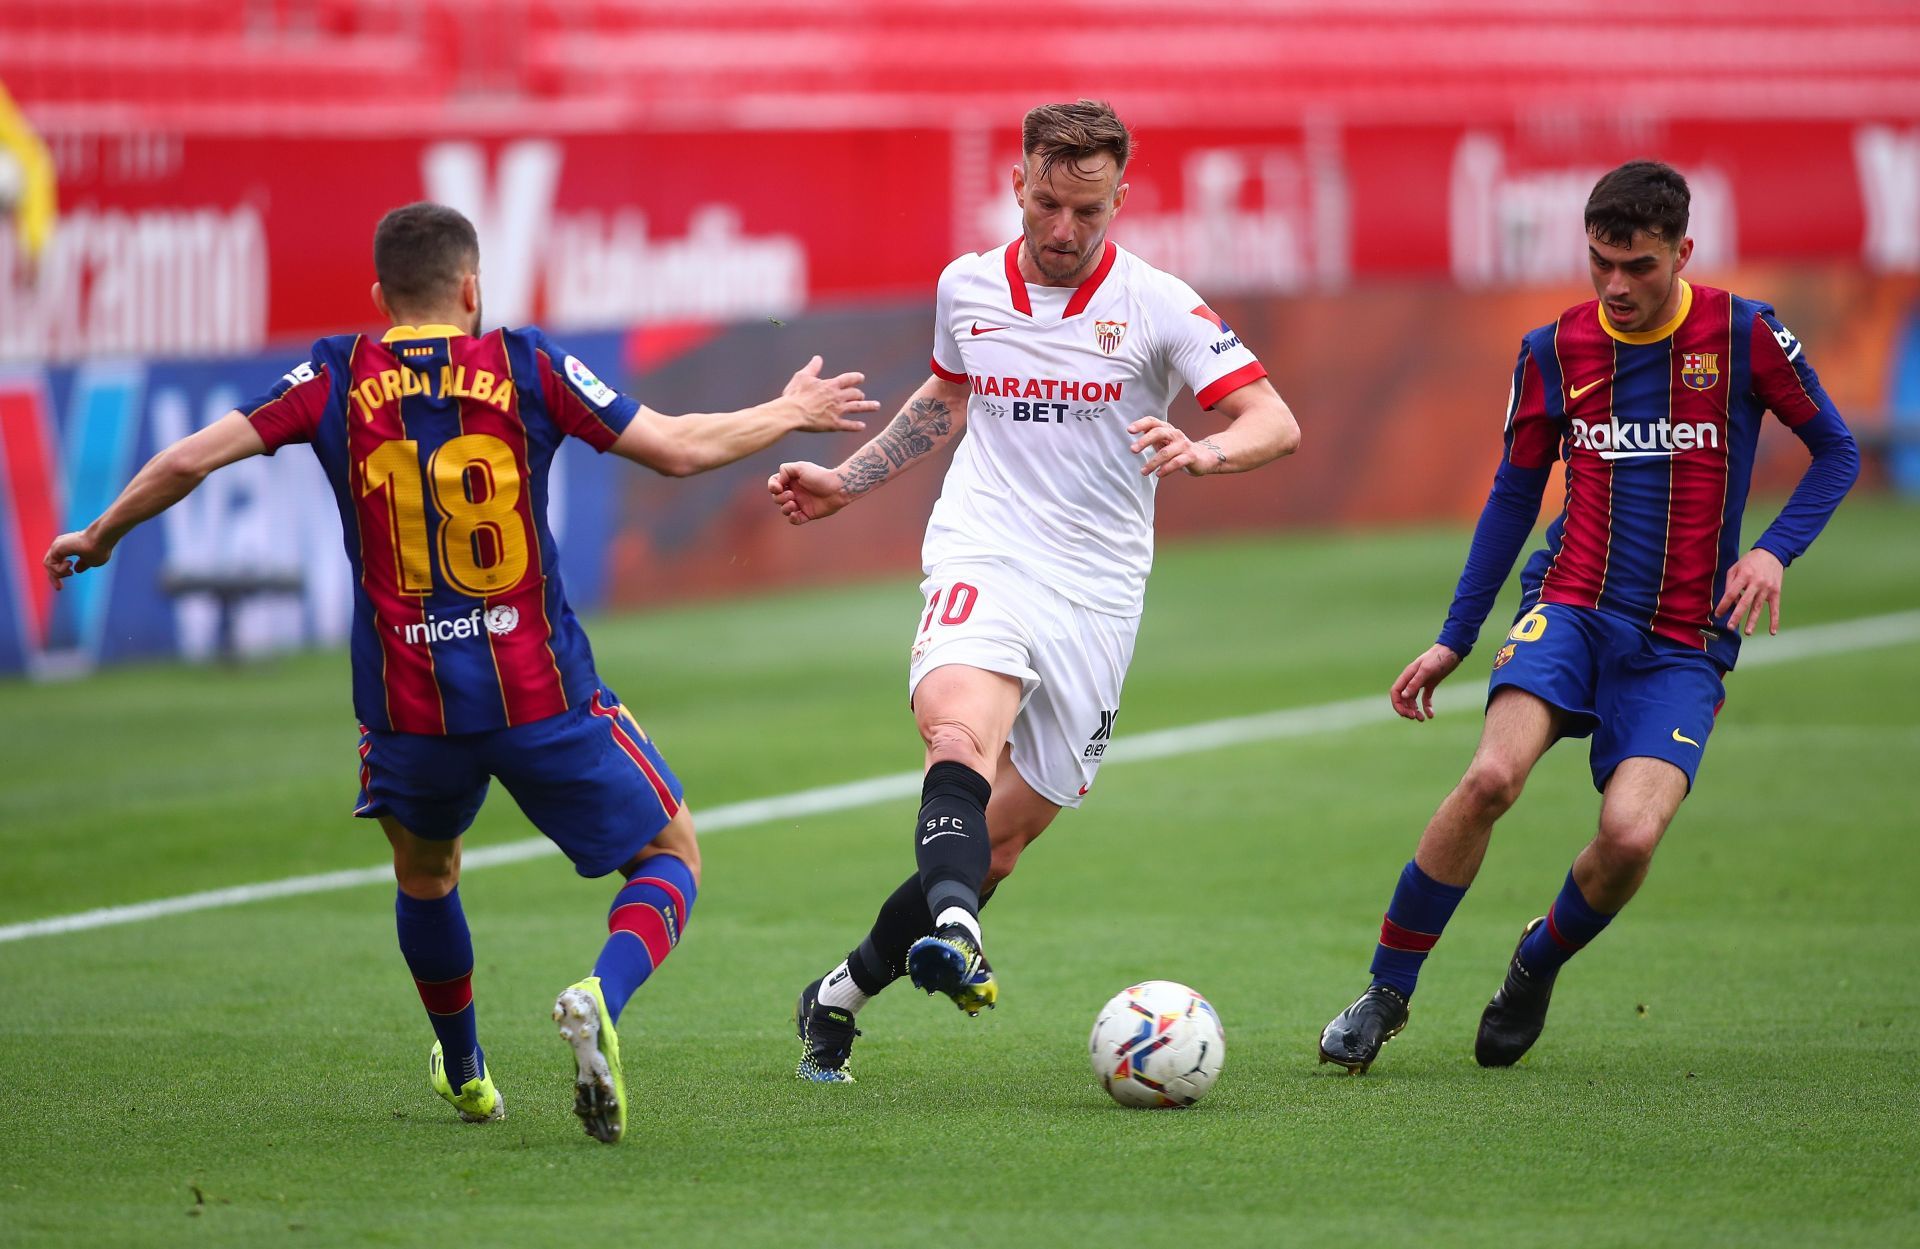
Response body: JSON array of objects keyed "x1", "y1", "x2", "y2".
[
  {"x1": 1439, "y1": 281, "x2": 1858, "y2": 670},
  {"x1": 240, "y1": 324, "x2": 637, "y2": 734}
]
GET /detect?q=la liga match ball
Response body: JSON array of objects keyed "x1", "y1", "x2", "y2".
[{"x1": 1089, "y1": 980, "x2": 1225, "y2": 1108}]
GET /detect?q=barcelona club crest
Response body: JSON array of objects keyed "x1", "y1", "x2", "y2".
[
  {"x1": 1680, "y1": 352, "x2": 1721, "y2": 391},
  {"x1": 1094, "y1": 320, "x2": 1127, "y2": 355}
]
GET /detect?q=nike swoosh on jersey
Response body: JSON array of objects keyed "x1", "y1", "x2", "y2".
[
  {"x1": 1569, "y1": 377, "x2": 1608, "y2": 399},
  {"x1": 920, "y1": 830, "x2": 968, "y2": 844},
  {"x1": 970, "y1": 323, "x2": 1008, "y2": 336},
  {"x1": 1671, "y1": 728, "x2": 1701, "y2": 747}
]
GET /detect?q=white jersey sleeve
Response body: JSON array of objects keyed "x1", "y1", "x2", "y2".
[
  {"x1": 930, "y1": 255, "x2": 970, "y2": 383},
  {"x1": 1153, "y1": 275, "x2": 1267, "y2": 410}
]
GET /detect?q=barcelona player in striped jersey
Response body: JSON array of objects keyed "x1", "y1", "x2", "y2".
[
  {"x1": 1318, "y1": 162, "x2": 1859, "y2": 1074},
  {"x1": 43, "y1": 203, "x2": 878, "y2": 1142}
]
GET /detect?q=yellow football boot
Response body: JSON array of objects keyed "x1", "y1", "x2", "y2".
[
  {"x1": 553, "y1": 976, "x2": 626, "y2": 1144},
  {"x1": 429, "y1": 1041, "x2": 505, "y2": 1122}
]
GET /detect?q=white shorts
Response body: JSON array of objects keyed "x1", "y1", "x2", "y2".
[{"x1": 906, "y1": 557, "x2": 1139, "y2": 808}]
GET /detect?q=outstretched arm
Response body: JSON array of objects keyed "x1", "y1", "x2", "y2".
[
  {"x1": 768, "y1": 375, "x2": 970, "y2": 525},
  {"x1": 44, "y1": 410, "x2": 265, "y2": 590},
  {"x1": 610, "y1": 355, "x2": 877, "y2": 477}
]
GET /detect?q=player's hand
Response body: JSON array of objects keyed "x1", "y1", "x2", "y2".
[
  {"x1": 768, "y1": 460, "x2": 851, "y2": 525},
  {"x1": 1128, "y1": 417, "x2": 1223, "y2": 478},
  {"x1": 44, "y1": 527, "x2": 113, "y2": 591},
  {"x1": 1714, "y1": 547, "x2": 1785, "y2": 636},
  {"x1": 1391, "y1": 644, "x2": 1464, "y2": 722},
  {"x1": 782, "y1": 355, "x2": 879, "y2": 433}
]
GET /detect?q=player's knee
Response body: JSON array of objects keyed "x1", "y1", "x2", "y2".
[
  {"x1": 986, "y1": 840, "x2": 1026, "y2": 887},
  {"x1": 1458, "y1": 758, "x2": 1526, "y2": 817},
  {"x1": 922, "y1": 719, "x2": 994, "y2": 775},
  {"x1": 393, "y1": 856, "x2": 457, "y2": 899},
  {"x1": 985, "y1": 821, "x2": 1044, "y2": 888},
  {"x1": 628, "y1": 813, "x2": 701, "y2": 885},
  {"x1": 1595, "y1": 813, "x2": 1664, "y2": 875}
]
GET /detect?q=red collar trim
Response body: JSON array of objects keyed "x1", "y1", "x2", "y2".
[
  {"x1": 1001, "y1": 239, "x2": 1118, "y2": 320},
  {"x1": 1002, "y1": 241, "x2": 1033, "y2": 316},
  {"x1": 1063, "y1": 240, "x2": 1118, "y2": 319}
]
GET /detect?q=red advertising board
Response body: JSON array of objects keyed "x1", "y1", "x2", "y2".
[{"x1": 6, "y1": 117, "x2": 1918, "y2": 363}]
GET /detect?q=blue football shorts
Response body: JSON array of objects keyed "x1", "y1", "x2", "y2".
[
  {"x1": 1486, "y1": 602, "x2": 1727, "y2": 792},
  {"x1": 353, "y1": 683, "x2": 684, "y2": 878}
]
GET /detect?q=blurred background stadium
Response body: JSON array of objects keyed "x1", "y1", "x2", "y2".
[
  {"x1": 4, "y1": 0, "x2": 1919, "y2": 675},
  {"x1": 4, "y1": 6, "x2": 1919, "y2": 1244}
]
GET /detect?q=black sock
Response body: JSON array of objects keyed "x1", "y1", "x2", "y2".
[
  {"x1": 914, "y1": 760, "x2": 992, "y2": 926},
  {"x1": 847, "y1": 873, "x2": 929, "y2": 994}
]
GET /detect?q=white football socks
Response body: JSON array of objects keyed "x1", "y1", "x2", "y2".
[{"x1": 816, "y1": 959, "x2": 872, "y2": 1012}]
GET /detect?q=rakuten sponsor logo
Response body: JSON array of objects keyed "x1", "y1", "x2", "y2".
[
  {"x1": 401, "y1": 605, "x2": 520, "y2": 645},
  {"x1": 0, "y1": 207, "x2": 268, "y2": 363},
  {"x1": 1571, "y1": 418, "x2": 1721, "y2": 459}
]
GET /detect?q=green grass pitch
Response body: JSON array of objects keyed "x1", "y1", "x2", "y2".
[{"x1": 1, "y1": 499, "x2": 1916, "y2": 1248}]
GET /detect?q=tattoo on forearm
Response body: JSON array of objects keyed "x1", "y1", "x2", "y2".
[
  {"x1": 838, "y1": 397, "x2": 953, "y2": 496},
  {"x1": 1197, "y1": 437, "x2": 1228, "y2": 467}
]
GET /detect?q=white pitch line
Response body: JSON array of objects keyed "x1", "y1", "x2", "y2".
[{"x1": 3, "y1": 608, "x2": 1914, "y2": 947}]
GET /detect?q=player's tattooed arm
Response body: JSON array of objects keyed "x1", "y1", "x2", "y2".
[
  {"x1": 840, "y1": 395, "x2": 954, "y2": 496},
  {"x1": 769, "y1": 375, "x2": 968, "y2": 525}
]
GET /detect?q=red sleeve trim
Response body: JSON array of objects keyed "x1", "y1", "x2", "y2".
[
  {"x1": 1195, "y1": 361, "x2": 1267, "y2": 410},
  {"x1": 929, "y1": 355, "x2": 968, "y2": 385}
]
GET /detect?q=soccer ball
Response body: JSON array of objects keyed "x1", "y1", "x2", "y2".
[{"x1": 1088, "y1": 980, "x2": 1225, "y2": 1108}]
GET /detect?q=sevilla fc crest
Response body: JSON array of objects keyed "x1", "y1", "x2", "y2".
[
  {"x1": 1680, "y1": 352, "x2": 1720, "y2": 391},
  {"x1": 1094, "y1": 320, "x2": 1127, "y2": 355}
]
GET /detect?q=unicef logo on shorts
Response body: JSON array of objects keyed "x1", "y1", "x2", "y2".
[{"x1": 485, "y1": 605, "x2": 520, "y2": 636}]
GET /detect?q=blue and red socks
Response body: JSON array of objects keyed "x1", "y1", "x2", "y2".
[
  {"x1": 1517, "y1": 871, "x2": 1616, "y2": 977},
  {"x1": 1369, "y1": 859, "x2": 1470, "y2": 999},
  {"x1": 592, "y1": 854, "x2": 698, "y2": 1022},
  {"x1": 395, "y1": 887, "x2": 484, "y2": 1088}
]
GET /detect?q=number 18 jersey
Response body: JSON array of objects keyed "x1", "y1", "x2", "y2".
[{"x1": 240, "y1": 324, "x2": 637, "y2": 735}]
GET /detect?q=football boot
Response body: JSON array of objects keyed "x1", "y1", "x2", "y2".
[
  {"x1": 553, "y1": 976, "x2": 626, "y2": 1144},
  {"x1": 1475, "y1": 916, "x2": 1556, "y2": 1067},
  {"x1": 428, "y1": 1041, "x2": 505, "y2": 1122},
  {"x1": 793, "y1": 976, "x2": 862, "y2": 1083},
  {"x1": 906, "y1": 922, "x2": 998, "y2": 1016},
  {"x1": 1317, "y1": 983, "x2": 1410, "y2": 1075}
]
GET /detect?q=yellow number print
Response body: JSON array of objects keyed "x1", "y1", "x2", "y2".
[
  {"x1": 360, "y1": 434, "x2": 529, "y2": 597},
  {"x1": 430, "y1": 435, "x2": 528, "y2": 595},
  {"x1": 361, "y1": 439, "x2": 434, "y2": 595},
  {"x1": 1508, "y1": 609, "x2": 1549, "y2": 643}
]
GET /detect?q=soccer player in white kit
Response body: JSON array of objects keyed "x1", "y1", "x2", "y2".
[{"x1": 770, "y1": 101, "x2": 1301, "y2": 1081}]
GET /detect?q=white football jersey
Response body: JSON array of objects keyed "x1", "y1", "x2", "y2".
[{"x1": 924, "y1": 240, "x2": 1267, "y2": 615}]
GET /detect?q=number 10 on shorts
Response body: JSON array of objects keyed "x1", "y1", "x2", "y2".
[{"x1": 920, "y1": 583, "x2": 979, "y2": 633}]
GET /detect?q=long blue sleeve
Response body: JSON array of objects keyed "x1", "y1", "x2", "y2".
[
  {"x1": 1436, "y1": 460, "x2": 1551, "y2": 658},
  {"x1": 1751, "y1": 408, "x2": 1859, "y2": 566}
]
